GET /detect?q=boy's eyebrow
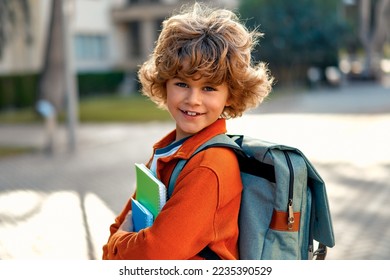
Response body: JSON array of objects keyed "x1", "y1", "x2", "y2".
[{"x1": 174, "y1": 75, "x2": 221, "y2": 85}]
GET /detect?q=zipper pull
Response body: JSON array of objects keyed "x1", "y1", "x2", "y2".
[{"x1": 288, "y1": 199, "x2": 294, "y2": 230}]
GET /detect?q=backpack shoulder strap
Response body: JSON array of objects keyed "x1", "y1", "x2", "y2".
[{"x1": 167, "y1": 134, "x2": 241, "y2": 198}]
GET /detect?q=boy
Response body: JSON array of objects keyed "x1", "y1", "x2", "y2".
[{"x1": 102, "y1": 2, "x2": 273, "y2": 260}]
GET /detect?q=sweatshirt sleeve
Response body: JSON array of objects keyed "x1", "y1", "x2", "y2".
[{"x1": 103, "y1": 165, "x2": 219, "y2": 260}]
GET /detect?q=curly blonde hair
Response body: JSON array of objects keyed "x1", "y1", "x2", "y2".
[{"x1": 138, "y1": 2, "x2": 273, "y2": 118}]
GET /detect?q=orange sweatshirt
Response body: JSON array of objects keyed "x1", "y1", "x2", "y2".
[{"x1": 102, "y1": 119, "x2": 242, "y2": 260}]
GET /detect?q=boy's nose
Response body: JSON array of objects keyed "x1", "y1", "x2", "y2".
[{"x1": 186, "y1": 88, "x2": 202, "y2": 105}]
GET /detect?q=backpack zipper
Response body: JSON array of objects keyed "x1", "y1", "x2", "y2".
[{"x1": 283, "y1": 151, "x2": 295, "y2": 230}]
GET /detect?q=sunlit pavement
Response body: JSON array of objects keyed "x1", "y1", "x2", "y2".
[{"x1": 0, "y1": 82, "x2": 389, "y2": 260}]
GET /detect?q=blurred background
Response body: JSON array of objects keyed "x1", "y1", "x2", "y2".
[{"x1": 0, "y1": 0, "x2": 389, "y2": 260}]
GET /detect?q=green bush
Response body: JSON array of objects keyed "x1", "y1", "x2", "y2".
[
  {"x1": 0, "y1": 71, "x2": 127, "y2": 110},
  {"x1": 0, "y1": 73, "x2": 38, "y2": 110},
  {"x1": 77, "y1": 71, "x2": 125, "y2": 96}
]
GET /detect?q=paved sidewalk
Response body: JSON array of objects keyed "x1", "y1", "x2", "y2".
[{"x1": 0, "y1": 82, "x2": 389, "y2": 260}]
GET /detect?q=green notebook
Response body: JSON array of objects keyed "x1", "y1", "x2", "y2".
[{"x1": 135, "y1": 163, "x2": 167, "y2": 219}]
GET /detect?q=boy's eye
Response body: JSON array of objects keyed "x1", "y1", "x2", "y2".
[
  {"x1": 203, "y1": 86, "x2": 216, "y2": 92},
  {"x1": 175, "y1": 82, "x2": 188, "y2": 88}
]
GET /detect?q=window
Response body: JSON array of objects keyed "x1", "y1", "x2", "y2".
[
  {"x1": 74, "y1": 34, "x2": 108, "y2": 61},
  {"x1": 128, "y1": 22, "x2": 141, "y2": 57}
]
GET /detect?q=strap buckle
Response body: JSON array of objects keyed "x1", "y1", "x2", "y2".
[{"x1": 312, "y1": 243, "x2": 327, "y2": 260}]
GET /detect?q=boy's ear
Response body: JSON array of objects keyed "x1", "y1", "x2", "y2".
[{"x1": 225, "y1": 95, "x2": 232, "y2": 106}]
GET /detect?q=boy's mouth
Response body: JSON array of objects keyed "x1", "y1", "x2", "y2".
[{"x1": 181, "y1": 110, "x2": 203, "y2": 116}]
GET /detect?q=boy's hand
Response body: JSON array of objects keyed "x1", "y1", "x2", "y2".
[{"x1": 118, "y1": 210, "x2": 133, "y2": 232}]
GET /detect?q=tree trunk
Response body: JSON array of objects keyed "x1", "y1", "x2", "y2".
[
  {"x1": 372, "y1": 0, "x2": 390, "y2": 54},
  {"x1": 359, "y1": 0, "x2": 390, "y2": 78},
  {"x1": 359, "y1": 0, "x2": 373, "y2": 77},
  {"x1": 38, "y1": 0, "x2": 66, "y2": 112}
]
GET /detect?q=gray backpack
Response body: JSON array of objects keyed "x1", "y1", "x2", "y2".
[{"x1": 168, "y1": 134, "x2": 335, "y2": 260}]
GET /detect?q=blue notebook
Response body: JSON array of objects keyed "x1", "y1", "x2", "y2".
[{"x1": 131, "y1": 198, "x2": 153, "y2": 232}]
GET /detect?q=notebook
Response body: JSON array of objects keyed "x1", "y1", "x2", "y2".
[
  {"x1": 135, "y1": 163, "x2": 167, "y2": 219},
  {"x1": 131, "y1": 198, "x2": 153, "y2": 232}
]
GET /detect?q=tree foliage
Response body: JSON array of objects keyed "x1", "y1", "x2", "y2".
[{"x1": 239, "y1": 0, "x2": 348, "y2": 84}]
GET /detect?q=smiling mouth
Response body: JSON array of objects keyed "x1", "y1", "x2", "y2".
[{"x1": 181, "y1": 110, "x2": 203, "y2": 116}]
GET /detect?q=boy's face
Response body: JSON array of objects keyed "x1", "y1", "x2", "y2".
[{"x1": 166, "y1": 74, "x2": 230, "y2": 141}]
